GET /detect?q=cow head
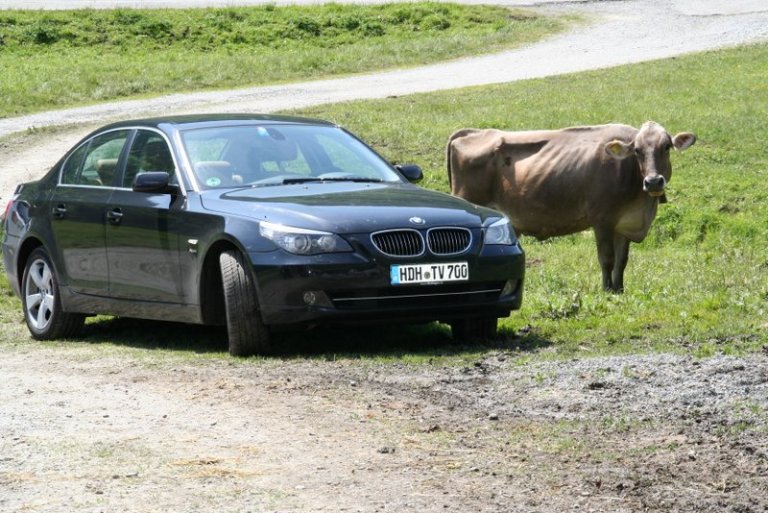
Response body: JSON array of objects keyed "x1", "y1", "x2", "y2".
[{"x1": 604, "y1": 121, "x2": 696, "y2": 198}]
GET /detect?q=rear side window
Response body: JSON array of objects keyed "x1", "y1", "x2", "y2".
[
  {"x1": 61, "y1": 130, "x2": 130, "y2": 186},
  {"x1": 60, "y1": 143, "x2": 89, "y2": 185}
]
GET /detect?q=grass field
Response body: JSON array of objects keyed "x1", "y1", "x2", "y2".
[
  {"x1": 291, "y1": 42, "x2": 768, "y2": 359},
  {"x1": 1, "y1": 42, "x2": 766, "y2": 363},
  {"x1": 0, "y1": 3, "x2": 569, "y2": 117}
]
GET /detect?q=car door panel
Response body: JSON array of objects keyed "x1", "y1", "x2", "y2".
[
  {"x1": 49, "y1": 186, "x2": 113, "y2": 295},
  {"x1": 106, "y1": 130, "x2": 184, "y2": 303},
  {"x1": 49, "y1": 129, "x2": 130, "y2": 296},
  {"x1": 105, "y1": 191, "x2": 183, "y2": 302}
]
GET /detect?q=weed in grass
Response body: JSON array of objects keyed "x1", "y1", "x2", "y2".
[{"x1": 598, "y1": 415, "x2": 653, "y2": 435}]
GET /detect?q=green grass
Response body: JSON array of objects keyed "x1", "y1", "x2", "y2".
[
  {"x1": 291, "y1": 42, "x2": 768, "y2": 359},
  {"x1": 0, "y1": 3, "x2": 569, "y2": 117},
  {"x1": 1, "y1": 43, "x2": 766, "y2": 364}
]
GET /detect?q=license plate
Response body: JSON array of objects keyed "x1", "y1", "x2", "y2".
[{"x1": 390, "y1": 262, "x2": 469, "y2": 285}]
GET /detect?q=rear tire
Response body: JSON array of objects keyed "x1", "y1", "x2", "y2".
[
  {"x1": 21, "y1": 247, "x2": 84, "y2": 340},
  {"x1": 219, "y1": 250, "x2": 271, "y2": 356},
  {"x1": 450, "y1": 316, "x2": 498, "y2": 343}
]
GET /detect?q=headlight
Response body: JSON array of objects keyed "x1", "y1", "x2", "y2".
[
  {"x1": 483, "y1": 217, "x2": 515, "y2": 246},
  {"x1": 259, "y1": 221, "x2": 352, "y2": 255}
]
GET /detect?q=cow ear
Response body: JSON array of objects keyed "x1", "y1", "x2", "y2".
[
  {"x1": 604, "y1": 140, "x2": 633, "y2": 160},
  {"x1": 672, "y1": 132, "x2": 696, "y2": 152}
]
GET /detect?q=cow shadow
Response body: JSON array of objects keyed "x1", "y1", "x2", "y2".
[{"x1": 75, "y1": 317, "x2": 553, "y2": 359}]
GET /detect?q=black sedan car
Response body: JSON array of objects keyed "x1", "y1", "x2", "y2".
[{"x1": 2, "y1": 114, "x2": 524, "y2": 356}]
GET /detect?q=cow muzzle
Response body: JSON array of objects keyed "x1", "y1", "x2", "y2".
[{"x1": 643, "y1": 175, "x2": 666, "y2": 196}]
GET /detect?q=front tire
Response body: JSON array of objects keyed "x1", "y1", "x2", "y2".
[
  {"x1": 450, "y1": 316, "x2": 498, "y2": 343},
  {"x1": 219, "y1": 250, "x2": 271, "y2": 356},
  {"x1": 21, "y1": 247, "x2": 84, "y2": 340}
]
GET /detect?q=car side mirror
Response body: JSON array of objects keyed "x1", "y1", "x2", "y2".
[
  {"x1": 395, "y1": 164, "x2": 423, "y2": 183},
  {"x1": 132, "y1": 171, "x2": 179, "y2": 195}
]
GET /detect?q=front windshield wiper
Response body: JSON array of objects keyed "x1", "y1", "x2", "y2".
[{"x1": 280, "y1": 176, "x2": 385, "y2": 185}]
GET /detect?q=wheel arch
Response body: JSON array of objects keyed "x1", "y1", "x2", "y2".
[
  {"x1": 198, "y1": 238, "x2": 242, "y2": 326},
  {"x1": 16, "y1": 236, "x2": 44, "y2": 289}
]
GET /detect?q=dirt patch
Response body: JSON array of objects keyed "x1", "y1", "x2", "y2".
[{"x1": 2, "y1": 337, "x2": 767, "y2": 513}]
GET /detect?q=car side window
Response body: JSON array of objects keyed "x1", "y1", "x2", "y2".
[
  {"x1": 61, "y1": 130, "x2": 130, "y2": 187},
  {"x1": 60, "y1": 142, "x2": 89, "y2": 185},
  {"x1": 123, "y1": 131, "x2": 176, "y2": 188}
]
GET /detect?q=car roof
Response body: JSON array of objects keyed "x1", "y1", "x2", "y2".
[{"x1": 98, "y1": 113, "x2": 337, "y2": 132}]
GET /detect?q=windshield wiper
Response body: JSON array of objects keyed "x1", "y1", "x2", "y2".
[{"x1": 281, "y1": 177, "x2": 384, "y2": 184}]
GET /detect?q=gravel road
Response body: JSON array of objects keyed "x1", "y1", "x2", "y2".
[
  {"x1": 2, "y1": 0, "x2": 768, "y2": 203},
  {"x1": 2, "y1": 338, "x2": 767, "y2": 513}
]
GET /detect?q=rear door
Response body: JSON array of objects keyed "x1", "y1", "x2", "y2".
[{"x1": 49, "y1": 129, "x2": 130, "y2": 295}]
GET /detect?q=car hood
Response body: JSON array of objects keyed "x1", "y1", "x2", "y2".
[{"x1": 199, "y1": 182, "x2": 499, "y2": 233}]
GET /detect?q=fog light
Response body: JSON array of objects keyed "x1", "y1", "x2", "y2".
[
  {"x1": 500, "y1": 280, "x2": 518, "y2": 297},
  {"x1": 303, "y1": 291, "x2": 318, "y2": 306}
]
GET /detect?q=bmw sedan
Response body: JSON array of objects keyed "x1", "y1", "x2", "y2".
[{"x1": 2, "y1": 114, "x2": 524, "y2": 356}]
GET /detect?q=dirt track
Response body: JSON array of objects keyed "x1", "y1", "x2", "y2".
[
  {"x1": 2, "y1": 1, "x2": 768, "y2": 512},
  {"x1": 2, "y1": 337, "x2": 767, "y2": 512}
]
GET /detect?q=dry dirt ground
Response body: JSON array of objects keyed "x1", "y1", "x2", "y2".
[
  {"x1": 2, "y1": 1, "x2": 768, "y2": 512},
  {"x1": 2, "y1": 335, "x2": 767, "y2": 513}
]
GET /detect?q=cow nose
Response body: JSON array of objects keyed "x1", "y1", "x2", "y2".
[{"x1": 643, "y1": 175, "x2": 666, "y2": 191}]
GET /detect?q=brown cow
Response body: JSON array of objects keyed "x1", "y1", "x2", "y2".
[{"x1": 447, "y1": 122, "x2": 696, "y2": 292}]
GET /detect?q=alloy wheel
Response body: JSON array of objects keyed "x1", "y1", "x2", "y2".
[{"x1": 24, "y1": 258, "x2": 56, "y2": 332}]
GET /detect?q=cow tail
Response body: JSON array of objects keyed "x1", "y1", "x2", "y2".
[
  {"x1": 446, "y1": 128, "x2": 477, "y2": 192},
  {"x1": 446, "y1": 132, "x2": 456, "y2": 190}
]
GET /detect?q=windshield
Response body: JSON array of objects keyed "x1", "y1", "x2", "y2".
[{"x1": 180, "y1": 124, "x2": 404, "y2": 189}]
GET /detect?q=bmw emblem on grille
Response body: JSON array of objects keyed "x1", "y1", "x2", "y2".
[{"x1": 409, "y1": 216, "x2": 426, "y2": 225}]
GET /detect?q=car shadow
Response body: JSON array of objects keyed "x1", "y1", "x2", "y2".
[
  {"x1": 277, "y1": 323, "x2": 553, "y2": 359},
  {"x1": 77, "y1": 316, "x2": 553, "y2": 359}
]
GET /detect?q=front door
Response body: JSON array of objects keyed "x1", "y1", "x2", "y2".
[{"x1": 105, "y1": 130, "x2": 184, "y2": 303}]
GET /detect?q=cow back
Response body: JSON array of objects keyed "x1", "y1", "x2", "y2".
[{"x1": 449, "y1": 124, "x2": 651, "y2": 239}]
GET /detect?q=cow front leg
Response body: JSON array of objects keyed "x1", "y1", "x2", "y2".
[
  {"x1": 611, "y1": 234, "x2": 631, "y2": 293},
  {"x1": 593, "y1": 226, "x2": 616, "y2": 291}
]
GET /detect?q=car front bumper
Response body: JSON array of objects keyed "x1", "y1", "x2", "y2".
[{"x1": 251, "y1": 243, "x2": 525, "y2": 327}]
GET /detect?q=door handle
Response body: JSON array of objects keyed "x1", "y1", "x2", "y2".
[
  {"x1": 107, "y1": 208, "x2": 123, "y2": 225},
  {"x1": 52, "y1": 204, "x2": 67, "y2": 219}
]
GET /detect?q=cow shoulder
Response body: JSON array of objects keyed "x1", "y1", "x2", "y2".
[{"x1": 496, "y1": 130, "x2": 553, "y2": 161}]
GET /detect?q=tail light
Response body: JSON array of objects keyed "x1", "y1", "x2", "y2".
[{"x1": 1, "y1": 198, "x2": 12, "y2": 223}]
